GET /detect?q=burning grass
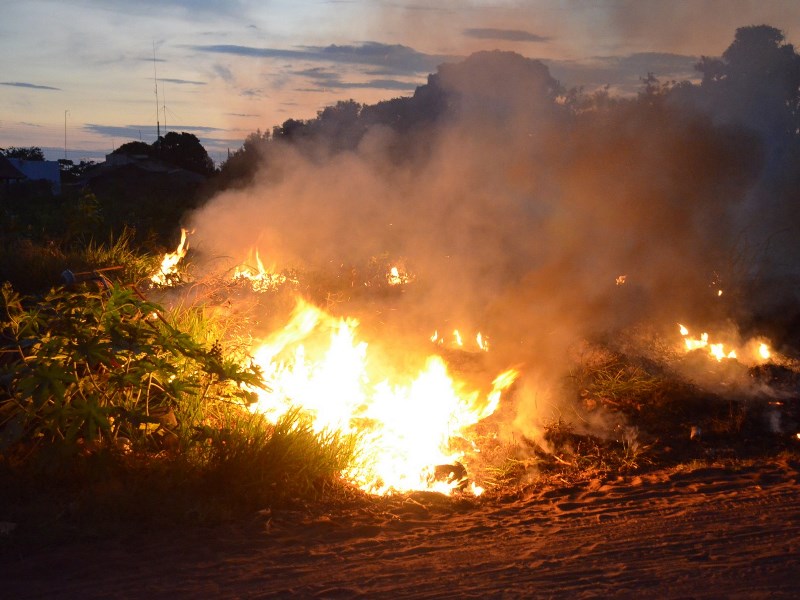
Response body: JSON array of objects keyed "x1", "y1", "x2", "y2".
[{"x1": 1, "y1": 241, "x2": 799, "y2": 547}]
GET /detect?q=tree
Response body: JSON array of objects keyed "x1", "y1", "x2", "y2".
[
  {"x1": 153, "y1": 131, "x2": 214, "y2": 176},
  {"x1": 694, "y1": 25, "x2": 800, "y2": 140},
  {"x1": 1, "y1": 146, "x2": 45, "y2": 161},
  {"x1": 214, "y1": 130, "x2": 270, "y2": 190},
  {"x1": 113, "y1": 141, "x2": 153, "y2": 157}
]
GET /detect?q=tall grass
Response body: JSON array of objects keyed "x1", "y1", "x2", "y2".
[{"x1": 0, "y1": 280, "x2": 361, "y2": 538}]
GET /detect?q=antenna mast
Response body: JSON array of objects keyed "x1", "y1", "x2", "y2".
[
  {"x1": 153, "y1": 41, "x2": 160, "y2": 140},
  {"x1": 162, "y1": 81, "x2": 167, "y2": 135}
]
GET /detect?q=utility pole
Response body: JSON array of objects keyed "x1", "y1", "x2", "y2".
[{"x1": 64, "y1": 109, "x2": 69, "y2": 160}]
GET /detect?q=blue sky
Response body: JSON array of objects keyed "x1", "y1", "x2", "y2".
[{"x1": 2, "y1": 0, "x2": 799, "y2": 163}]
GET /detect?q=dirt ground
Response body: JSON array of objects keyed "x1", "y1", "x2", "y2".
[{"x1": 3, "y1": 457, "x2": 799, "y2": 599}]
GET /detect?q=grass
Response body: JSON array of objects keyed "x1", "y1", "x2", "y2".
[
  {"x1": 0, "y1": 234, "x2": 798, "y2": 548},
  {"x1": 0, "y1": 276, "x2": 360, "y2": 547}
]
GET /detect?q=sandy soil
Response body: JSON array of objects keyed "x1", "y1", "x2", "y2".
[{"x1": 3, "y1": 457, "x2": 799, "y2": 599}]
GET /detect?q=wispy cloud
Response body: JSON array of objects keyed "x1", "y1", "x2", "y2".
[
  {"x1": 546, "y1": 52, "x2": 698, "y2": 91},
  {"x1": 463, "y1": 28, "x2": 549, "y2": 43},
  {"x1": 294, "y1": 66, "x2": 417, "y2": 92},
  {"x1": 1, "y1": 81, "x2": 61, "y2": 91},
  {"x1": 160, "y1": 78, "x2": 207, "y2": 85},
  {"x1": 192, "y1": 41, "x2": 453, "y2": 75},
  {"x1": 84, "y1": 123, "x2": 223, "y2": 138},
  {"x1": 213, "y1": 64, "x2": 235, "y2": 84}
]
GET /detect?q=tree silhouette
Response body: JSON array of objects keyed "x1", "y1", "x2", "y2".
[
  {"x1": 154, "y1": 132, "x2": 215, "y2": 176},
  {"x1": 694, "y1": 25, "x2": 800, "y2": 140},
  {"x1": 1, "y1": 146, "x2": 45, "y2": 161}
]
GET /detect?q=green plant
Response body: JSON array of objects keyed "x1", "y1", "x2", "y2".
[
  {"x1": 196, "y1": 407, "x2": 359, "y2": 506},
  {"x1": 80, "y1": 227, "x2": 158, "y2": 286},
  {"x1": 0, "y1": 283, "x2": 263, "y2": 471}
]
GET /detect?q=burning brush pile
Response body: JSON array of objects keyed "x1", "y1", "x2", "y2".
[
  {"x1": 148, "y1": 231, "x2": 519, "y2": 496},
  {"x1": 145, "y1": 226, "x2": 800, "y2": 498},
  {"x1": 5, "y1": 41, "x2": 800, "y2": 519}
]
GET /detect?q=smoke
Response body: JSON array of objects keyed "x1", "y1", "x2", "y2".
[{"x1": 187, "y1": 47, "x2": 785, "y2": 442}]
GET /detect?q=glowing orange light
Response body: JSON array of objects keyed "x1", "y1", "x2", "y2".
[
  {"x1": 249, "y1": 299, "x2": 518, "y2": 495},
  {"x1": 151, "y1": 228, "x2": 189, "y2": 286}
]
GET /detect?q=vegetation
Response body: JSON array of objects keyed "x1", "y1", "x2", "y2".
[
  {"x1": 1, "y1": 147, "x2": 45, "y2": 161},
  {"x1": 0, "y1": 278, "x2": 358, "y2": 543},
  {"x1": 1, "y1": 24, "x2": 800, "y2": 546}
]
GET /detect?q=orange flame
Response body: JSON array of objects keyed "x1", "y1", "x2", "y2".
[
  {"x1": 250, "y1": 299, "x2": 518, "y2": 495},
  {"x1": 386, "y1": 265, "x2": 412, "y2": 286},
  {"x1": 678, "y1": 323, "x2": 773, "y2": 364},
  {"x1": 151, "y1": 228, "x2": 189, "y2": 286},
  {"x1": 232, "y1": 250, "x2": 297, "y2": 291}
]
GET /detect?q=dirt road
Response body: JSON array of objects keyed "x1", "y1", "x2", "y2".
[{"x1": 4, "y1": 458, "x2": 799, "y2": 598}]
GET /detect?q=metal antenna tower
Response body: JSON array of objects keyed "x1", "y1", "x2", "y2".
[{"x1": 153, "y1": 41, "x2": 160, "y2": 140}]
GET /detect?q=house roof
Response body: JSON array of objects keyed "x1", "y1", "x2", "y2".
[{"x1": 0, "y1": 155, "x2": 26, "y2": 180}]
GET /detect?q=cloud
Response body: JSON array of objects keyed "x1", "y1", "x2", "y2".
[
  {"x1": 547, "y1": 52, "x2": 698, "y2": 91},
  {"x1": 213, "y1": 64, "x2": 235, "y2": 84},
  {"x1": 84, "y1": 123, "x2": 223, "y2": 138},
  {"x1": 192, "y1": 41, "x2": 453, "y2": 75},
  {"x1": 76, "y1": 0, "x2": 249, "y2": 17},
  {"x1": 463, "y1": 28, "x2": 549, "y2": 43},
  {"x1": 160, "y1": 78, "x2": 207, "y2": 86},
  {"x1": 294, "y1": 67, "x2": 417, "y2": 91},
  {"x1": 1, "y1": 81, "x2": 61, "y2": 91}
]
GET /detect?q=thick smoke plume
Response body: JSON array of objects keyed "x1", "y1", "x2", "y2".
[{"x1": 188, "y1": 30, "x2": 800, "y2": 440}]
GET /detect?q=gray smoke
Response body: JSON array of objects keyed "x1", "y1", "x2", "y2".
[{"x1": 188, "y1": 47, "x2": 793, "y2": 440}]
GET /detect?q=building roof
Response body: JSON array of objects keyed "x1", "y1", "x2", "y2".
[
  {"x1": 0, "y1": 155, "x2": 26, "y2": 180},
  {"x1": 7, "y1": 158, "x2": 61, "y2": 193}
]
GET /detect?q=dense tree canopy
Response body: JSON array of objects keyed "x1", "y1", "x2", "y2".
[
  {"x1": 1, "y1": 146, "x2": 45, "y2": 161},
  {"x1": 690, "y1": 25, "x2": 800, "y2": 140},
  {"x1": 112, "y1": 133, "x2": 214, "y2": 176},
  {"x1": 154, "y1": 132, "x2": 215, "y2": 176}
]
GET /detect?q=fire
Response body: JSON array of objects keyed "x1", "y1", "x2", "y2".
[
  {"x1": 677, "y1": 324, "x2": 773, "y2": 364},
  {"x1": 476, "y1": 332, "x2": 489, "y2": 352},
  {"x1": 432, "y1": 329, "x2": 490, "y2": 352},
  {"x1": 386, "y1": 265, "x2": 412, "y2": 286},
  {"x1": 151, "y1": 228, "x2": 189, "y2": 286},
  {"x1": 678, "y1": 324, "x2": 737, "y2": 361},
  {"x1": 249, "y1": 299, "x2": 518, "y2": 495},
  {"x1": 232, "y1": 250, "x2": 297, "y2": 291}
]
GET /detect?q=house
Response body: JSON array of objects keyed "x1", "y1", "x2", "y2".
[
  {"x1": 0, "y1": 155, "x2": 26, "y2": 188},
  {"x1": 6, "y1": 158, "x2": 62, "y2": 194}
]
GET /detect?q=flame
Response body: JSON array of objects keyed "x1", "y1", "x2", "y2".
[
  {"x1": 678, "y1": 324, "x2": 736, "y2": 361},
  {"x1": 678, "y1": 324, "x2": 772, "y2": 364},
  {"x1": 476, "y1": 332, "x2": 489, "y2": 352},
  {"x1": 431, "y1": 328, "x2": 490, "y2": 352},
  {"x1": 386, "y1": 265, "x2": 412, "y2": 286},
  {"x1": 151, "y1": 228, "x2": 189, "y2": 286},
  {"x1": 232, "y1": 250, "x2": 296, "y2": 291},
  {"x1": 250, "y1": 299, "x2": 518, "y2": 495}
]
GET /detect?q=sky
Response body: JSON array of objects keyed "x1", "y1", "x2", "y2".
[{"x1": 2, "y1": 0, "x2": 799, "y2": 164}]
